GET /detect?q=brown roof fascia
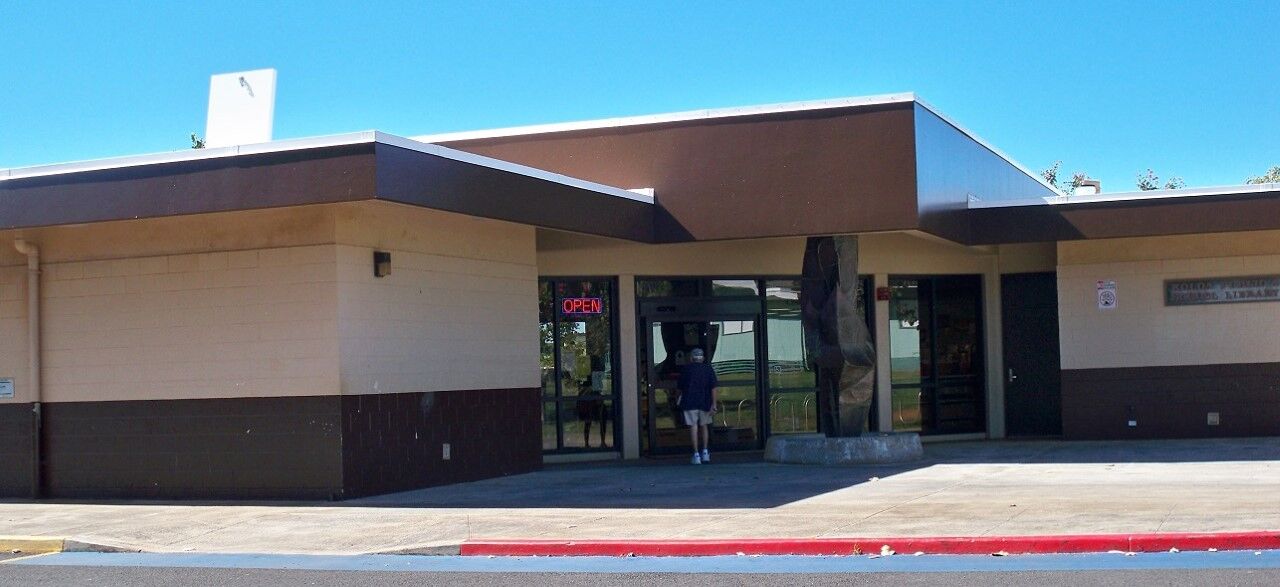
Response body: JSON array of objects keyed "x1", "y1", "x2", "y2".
[
  {"x1": 0, "y1": 139, "x2": 655, "y2": 241},
  {"x1": 967, "y1": 188, "x2": 1280, "y2": 244},
  {"x1": 372, "y1": 143, "x2": 654, "y2": 242},
  {"x1": 0, "y1": 143, "x2": 378, "y2": 231},
  {"x1": 437, "y1": 102, "x2": 921, "y2": 243}
]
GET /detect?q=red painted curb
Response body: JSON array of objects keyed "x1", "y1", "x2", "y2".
[{"x1": 460, "y1": 531, "x2": 1280, "y2": 557}]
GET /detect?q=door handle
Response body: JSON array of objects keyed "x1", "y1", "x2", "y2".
[{"x1": 1007, "y1": 368, "x2": 1017, "y2": 383}]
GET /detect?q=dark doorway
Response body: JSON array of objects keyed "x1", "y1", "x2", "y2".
[
  {"x1": 888, "y1": 275, "x2": 986, "y2": 435},
  {"x1": 1001, "y1": 272, "x2": 1063, "y2": 437}
]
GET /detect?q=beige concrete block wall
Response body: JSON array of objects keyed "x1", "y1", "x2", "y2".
[
  {"x1": 996, "y1": 242, "x2": 1057, "y2": 274},
  {"x1": 335, "y1": 203, "x2": 540, "y2": 394},
  {"x1": 39, "y1": 246, "x2": 341, "y2": 402},
  {"x1": 3, "y1": 202, "x2": 542, "y2": 405},
  {"x1": 1, "y1": 207, "x2": 344, "y2": 404},
  {"x1": 0, "y1": 264, "x2": 30, "y2": 402},
  {"x1": 6, "y1": 206, "x2": 337, "y2": 264},
  {"x1": 537, "y1": 230, "x2": 1046, "y2": 277},
  {"x1": 1059, "y1": 231, "x2": 1280, "y2": 370}
]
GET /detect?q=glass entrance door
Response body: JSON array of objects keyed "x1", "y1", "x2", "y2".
[
  {"x1": 643, "y1": 317, "x2": 761, "y2": 454},
  {"x1": 888, "y1": 275, "x2": 985, "y2": 435}
]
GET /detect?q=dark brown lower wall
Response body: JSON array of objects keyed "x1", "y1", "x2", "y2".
[
  {"x1": 42, "y1": 396, "x2": 345, "y2": 500},
  {"x1": 340, "y1": 388, "x2": 542, "y2": 499},
  {"x1": 0, "y1": 403, "x2": 36, "y2": 498},
  {"x1": 1063, "y1": 362, "x2": 1280, "y2": 439},
  {"x1": 22, "y1": 388, "x2": 540, "y2": 500}
]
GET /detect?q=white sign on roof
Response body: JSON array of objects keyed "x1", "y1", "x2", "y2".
[{"x1": 205, "y1": 69, "x2": 276, "y2": 148}]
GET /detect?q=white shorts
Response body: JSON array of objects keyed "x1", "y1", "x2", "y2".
[{"x1": 682, "y1": 409, "x2": 713, "y2": 426}]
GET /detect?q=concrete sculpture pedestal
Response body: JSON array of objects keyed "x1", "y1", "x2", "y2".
[{"x1": 764, "y1": 432, "x2": 923, "y2": 465}]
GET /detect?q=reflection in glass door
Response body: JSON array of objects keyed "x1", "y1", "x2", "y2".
[
  {"x1": 645, "y1": 318, "x2": 760, "y2": 454},
  {"x1": 888, "y1": 276, "x2": 985, "y2": 435},
  {"x1": 761, "y1": 278, "x2": 874, "y2": 435},
  {"x1": 539, "y1": 278, "x2": 619, "y2": 454}
]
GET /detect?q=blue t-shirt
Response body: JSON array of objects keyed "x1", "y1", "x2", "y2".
[{"x1": 677, "y1": 362, "x2": 718, "y2": 411}]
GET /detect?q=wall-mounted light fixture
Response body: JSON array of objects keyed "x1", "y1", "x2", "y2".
[{"x1": 373, "y1": 251, "x2": 391, "y2": 278}]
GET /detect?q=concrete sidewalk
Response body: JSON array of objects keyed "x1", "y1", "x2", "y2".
[{"x1": 2, "y1": 438, "x2": 1278, "y2": 555}]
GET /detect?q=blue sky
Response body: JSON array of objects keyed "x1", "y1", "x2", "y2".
[{"x1": 2, "y1": 1, "x2": 1277, "y2": 191}]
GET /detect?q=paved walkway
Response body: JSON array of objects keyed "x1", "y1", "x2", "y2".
[{"x1": 2, "y1": 438, "x2": 1278, "y2": 555}]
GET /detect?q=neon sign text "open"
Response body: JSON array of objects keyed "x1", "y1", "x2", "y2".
[{"x1": 561, "y1": 297, "x2": 603, "y2": 315}]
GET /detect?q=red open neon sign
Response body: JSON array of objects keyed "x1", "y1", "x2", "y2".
[{"x1": 561, "y1": 297, "x2": 603, "y2": 315}]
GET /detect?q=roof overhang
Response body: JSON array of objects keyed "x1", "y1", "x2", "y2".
[
  {"x1": 968, "y1": 184, "x2": 1280, "y2": 244},
  {"x1": 11, "y1": 95, "x2": 1270, "y2": 248},
  {"x1": 0, "y1": 132, "x2": 654, "y2": 241},
  {"x1": 427, "y1": 94, "x2": 1061, "y2": 244}
]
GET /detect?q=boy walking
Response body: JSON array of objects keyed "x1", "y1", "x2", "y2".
[{"x1": 677, "y1": 348, "x2": 718, "y2": 465}]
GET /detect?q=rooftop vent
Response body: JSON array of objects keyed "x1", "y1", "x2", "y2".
[{"x1": 1074, "y1": 180, "x2": 1101, "y2": 196}]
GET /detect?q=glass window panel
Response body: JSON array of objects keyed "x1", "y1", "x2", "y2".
[
  {"x1": 933, "y1": 278, "x2": 981, "y2": 378},
  {"x1": 708, "y1": 320, "x2": 756, "y2": 384},
  {"x1": 765, "y1": 280, "x2": 815, "y2": 390},
  {"x1": 891, "y1": 387, "x2": 926, "y2": 433},
  {"x1": 888, "y1": 275, "x2": 983, "y2": 436},
  {"x1": 768, "y1": 391, "x2": 818, "y2": 434},
  {"x1": 714, "y1": 385, "x2": 759, "y2": 450},
  {"x1": 889, "y1": 279, "x2": 931, "y2": 386},
  {"x1": 649, "y1": 386, "x2": 686, "y2": 452},
  {"x1": 540, "y1": 277, "x2": 618, "y2": 453},
  {"x1": 636, "y1": 279, "x2": 700, "y2": 298},
  {"x1": 765, "y1": 280, "x2": 802, "y2": 303},
  {"x1": 649, "y1": 321, "x2": 688, "y2": 394},
  {"x1": 558, "y1": 317, "x2": 613, "y2": 397},
  {"x1": 537, "y1": 277, "x2": 552, "y2": 396},
  {"x1": 542, "y1": 401, "x2": 558, "y2": 451},
  {"x1": 935, "y1": 384, "x2": 983, "y2": 434},
  {"x1": 648, "y1": 320, "x2": 700, "y2": 451},
  {"x1": 539, "y1": 280, "x2": 556, "y2": 398},
  {"x1": 540, "y1": 322, "x2": 556, "y2": 398},
  {"x1": 651, "y1": 322, "x2": 670, "y2": 366},
  {"x1": 557, "y1": 322, "x2": 585, "y2": 396},
  {"x1": 855, "y1": 277, "x2": 868, "y2": 318},
  {"x1": 560, "y1": 399, "x2": 614, "y2": 450},
  {"x1": 538, "y1": 280, "x2": 553, "y2": 323},
  {"x1": 711, "y1": 279, "x2": 759, "y2": 297}
]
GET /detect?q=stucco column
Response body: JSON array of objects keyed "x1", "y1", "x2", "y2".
[
  {"x1": 984, "y1": 267, "x2": 1006, "y2": 439},
  {"x1": 873, "y1": 273, "x2": 893, "y2": 432},
  {"x1": 617, "y1": 275, "x2": 640, "y2": 458}
]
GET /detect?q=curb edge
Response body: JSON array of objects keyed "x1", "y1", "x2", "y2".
[
  {"x1": 460, "y1": 531, "x2": 1280, "y2": 557},
  {"x1": 0, "y1": 536, "x2": 66, "y2": 555}
]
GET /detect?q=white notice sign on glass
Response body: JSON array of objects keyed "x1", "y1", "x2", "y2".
[{"x1": 0, "y1": 378, "x2": 13, "y2": 399}]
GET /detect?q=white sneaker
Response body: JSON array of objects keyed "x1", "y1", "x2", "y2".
[
  {"x1": 691, "y1": 453, "x2": 702, "y2": 465},
  {"x1": 701, "y1": 449, "x2": 710, "y2": 463}
]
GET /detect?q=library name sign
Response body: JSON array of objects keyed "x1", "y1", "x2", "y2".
[{"x1": 1165, "y1": 275, "x2": 1280, "y2": 306}]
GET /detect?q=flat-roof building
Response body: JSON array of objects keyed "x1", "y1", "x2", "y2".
[{"x1": 3, "y1": 94, "x2": 1278, "y2": 499}]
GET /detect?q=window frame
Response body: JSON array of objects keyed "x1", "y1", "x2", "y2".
[
  {"x1": 887, "y1": 274, "x2": 987, "y2": 436},
  {"x1": 635, "y1": 275, "x2": 875, "y2": 440},
  {"x1": 540, "y1": 276, "x2": 622, "y2": 454}
]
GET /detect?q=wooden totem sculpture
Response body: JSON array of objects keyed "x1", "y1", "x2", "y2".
[{"x1": 800, "y1": 235, "x2": 876, "y2": 437}]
